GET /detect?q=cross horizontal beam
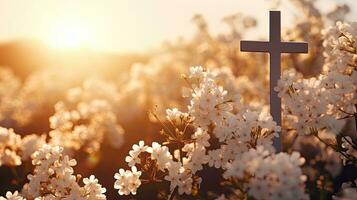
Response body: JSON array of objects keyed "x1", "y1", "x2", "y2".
[
  {"x1": 240, "y1": 41, "x2": 269, "y2": 52},
  {"x1": 280, "y1": 42, "x2": 308, "y2": 53},
  {"x1": 241, "y1": 41, "x2": 308, "y2": 54}
]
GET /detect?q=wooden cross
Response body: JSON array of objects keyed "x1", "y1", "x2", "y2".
[{"x1": 240, "y1": 11, "x2": 308, "y2": 152}]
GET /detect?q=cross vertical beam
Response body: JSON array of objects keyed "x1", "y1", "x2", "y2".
[
  {"x1": 240, "y1": 11, "x2": 308, "y2": 152},
  {"x1": 269, "y1": 11, "x2": 282, "y2": 152},
  {"x1": 270, "y1": 46, "x2": 282, "y2": 151}
]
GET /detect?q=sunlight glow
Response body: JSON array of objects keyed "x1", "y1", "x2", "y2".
[{"x1": 47, "y1": 19, "x2": 93, "y2": 50}]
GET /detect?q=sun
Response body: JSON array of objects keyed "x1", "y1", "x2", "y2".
[{"x1": 47, "y1": 19, "x2": 93, "y2": 50}]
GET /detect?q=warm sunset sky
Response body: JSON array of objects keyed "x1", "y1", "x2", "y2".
[{"x1": 0, "y1": 0, "x2": 355, "y2": 53}]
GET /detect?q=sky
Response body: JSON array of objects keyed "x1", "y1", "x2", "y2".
[{"x1": 0, "y1": 0, "x2": 355, "y2": 53}]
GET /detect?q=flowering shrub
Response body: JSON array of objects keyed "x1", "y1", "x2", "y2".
[
  {"x1": 3, "y1": 145, "x2": 107, "y2": 200},
  {"x1": 276, "y1": 21, "x2": 357, "y2": 168},
  {"x1": 49, "y1": 79, "x2": 125, "y2": 155},
  {"x1": 0, "y1": 127, "x2": 45, "y2": 167},
  {"x1": 113, "y1": 67, "x2": 309, "y2": 199},
  {"x1": 0, "y1": 0, "x2": 356, "y2": 199}
]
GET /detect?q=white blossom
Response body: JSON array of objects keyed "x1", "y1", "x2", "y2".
[{"x1": 114, "y1": 166, "x2": 142, "y2": 195}]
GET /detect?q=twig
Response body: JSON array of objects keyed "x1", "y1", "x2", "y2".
[
  {"x1": 149, "y1": 110, "x2": 177, "y2": 139},
  {"x1": 338, "y1": 108, "x2": 354, "y2": 115},
  {"x1": 342, "y1": 136, "x2": 355, "y2": 147},
  {"x1": 168, "y1": 187, "x2": 178, "y2": 200},
  {"x1": 313, "y1": 131, "x2": 357, "y2": 164},
  {"x1": 354, "y1": 104, "x2": 357, "y2": 134},
  {"x1": 287, "y1": 131, "x2": 299, "y2": 150}
]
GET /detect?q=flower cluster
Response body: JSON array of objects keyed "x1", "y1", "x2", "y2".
[
  {"x1": 276, "y1": 69, "x2": 345, "y2": 135},
  {"x1": 224, "y1": 146, "x2": 308, "y2": 200},
  {"x1": 0, "y1": 127, "x2": 45, "y2": 167},
  {"x1": 115, "y1": 55, "x2": 191, "y2": 122},
  {"x1": 49, "y1": 79, "x2": 125, "y2": 155},
  {"x1": 0, "y1": 191, "x2": 24, "y2": 200},
  {"x1": 115, "y1": 140, "x2": 200, "y2": 196},
  {"x1": 0, "y1": 68, "x2": 22, "y2": 126},
  {"x1": 114, "y1": 166, "x2": 142, "y2": 195},
  {"x1": 15, "y1": 144, "x2": 107, "y2": 200},
  {"x1": 276, "y1": 21, "x2": 357, "y2": 166},
  {"x1": 278, "y1": 20, "x2": 356, "y2": 133},
  {"x1": 0, "y1": 67, "x2": 89, "y2": 127}
]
